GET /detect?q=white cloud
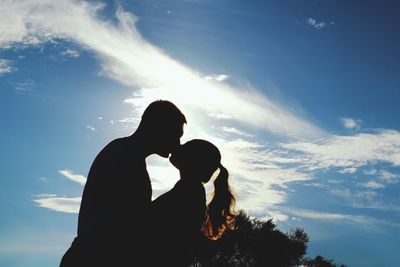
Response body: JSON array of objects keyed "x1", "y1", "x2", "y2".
[
  {"x1": 282, "y1": 130, "x2": 400, "y2": 171},
  {"x1": 0, "y1": 0, "x2": 324, "y2": 138},
  {"x1": 329, "y1": 187, "x2": 400, "y2": 212},
  {"x1": 360, "y1": 181, "x2": 385, "y2": 190},
  {"x1": 221, "y1": 127, "x2": 254, "y2": 137},
  {"x1": 306, "y1": 18, "x2": 328, "y2": 29},
  {"x1": 341, "y1": 118, "x2": 361, "y2": 130},
  {"x1": 36, "y1": 193, "x2": 57, "y2": 198},
  {"x1": 118, "y1": 117, "x2": 138, "y2": 123},
  {"x1": 379, "y1": 170, "x2": 398, "y2": 183},
  {"x1": 284, "y1": 207, "x2": 400, "y2": 228},
  {"x1": 0, "y1": 58, "x2": 15, "y2": 74},
  {"x1": 304, "y1": 183, "x2": 328, "y2": 189},
  {"x1": 330, "y1": 188, "x2": 379, "y2": 209},
  {"x1": 34, "y1": 170, "x2": 86, "y2": 213},
  {"x1": 61, "y1": 48, "x2": 79, "y2": 58},
  {"x1": 86, "y1": 125, "x2": 96, "y2": 131},
  {"x1": 34, "y1": 195, "x2": 81, "y2": 213},
  {"x1": 207, "y1": 112, "x2": 232, "y2": 120},
  {"x1": 327, "y1": 179, "x2": 343, "y2": 184},
  {"x1": 204, "y1": 74, "x2": 230, "y2": 82},
  {"x1": 285, "y1": 207, "x2": 365, "y2": 222},
  {"x1": 338, "y1": 167, "x2": 358, "y2": 174},
  {"x1": 364, "y1": 169, "x2": 377, "y2": 175},
  {"x1": 59, "y1": 169, "x2": 87, "y2": 186},
  {"x1": 259, "y1": 211, "x2": 289, "y2": 223},
  {"x1": 14, "y1": 79, "x2": 35, "y2": 92}
]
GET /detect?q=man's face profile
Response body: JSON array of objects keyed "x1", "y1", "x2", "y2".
[{"x1": 157, "y1": 123, "x2": 184, "y2": 158}]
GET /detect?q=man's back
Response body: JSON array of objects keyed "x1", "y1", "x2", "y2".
[{"x1": 76, "y1": 137, "x2": 151, "y2": 262}]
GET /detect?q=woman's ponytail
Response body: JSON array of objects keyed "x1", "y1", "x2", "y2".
[{"x1": 203, "y1": 165, "x2": 236, "y2": 240}]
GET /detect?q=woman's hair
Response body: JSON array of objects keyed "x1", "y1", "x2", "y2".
[{"x1": 203, "y1": 164, "x2": 236, "y2": 240}]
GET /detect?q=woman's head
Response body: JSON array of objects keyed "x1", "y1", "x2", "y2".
[
  {"x1": 170, "y1": 139, "x2": 236, "y2": 240},
  {"x1": 170, "y1": 139, "x2": 221, "y2": 183}
]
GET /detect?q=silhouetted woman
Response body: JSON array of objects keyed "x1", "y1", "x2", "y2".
[{"x1": 148, "y1": 139, "x2": 236, "y2": 266}]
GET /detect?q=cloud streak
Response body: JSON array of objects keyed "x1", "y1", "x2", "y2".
[
  {"x1": 0, "y1": 59, "x2": 15, "y2": 74},
  {"x1": 284, "y1": 207, "x2": 400, "y2": 228},
  {"x1": 0, "y1": 0, "x2": 323, "y2": 138},
  {"x1": 34, "y1": 196, "x2": 81, "y2": 213},
  {"x1": 306, "y1": 18, "x2": 333, "y2": 29},
  {"x1": 281, "y1": 129, "x2": 400, "y2": 172},
  {"x1": 59, "y1": 169, "x2": 87, "y2": 186},
  {"x1": 34, "y1": 170, "x2": 86, "y2": 213},
  {"x1": 61, "y1": 48, "x2": 80, "y2": 58}
]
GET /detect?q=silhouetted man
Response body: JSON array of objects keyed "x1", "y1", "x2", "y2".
[{"x1": 60, "y1": 100, "x2": 186, "y2": 267}]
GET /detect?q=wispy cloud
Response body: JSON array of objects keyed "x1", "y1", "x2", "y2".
[
  {"x1": 86, "y1": 125, "x2": 96, "y2": 132},
  {"x1": 306, "y1": 18, "x2": 333, "y2": 29},
  {"x1": 338, "y1": 167, "x2": 357, "y2": 174},
  {"x1": 0, "y1": 58, "x2": 15, "y2": 75},
  {"x1": 0, "y1": 0, "x2": 323, "y2": 138},
  {"x1": 34, "y1": 196, "x2": 81, "y2": 213},
  {"x1": 59, "y1": 169, "x2": 87, "y2": 186},
  {"x1": 329, "y1": 188, "x2": 400, "y2": 213},
  {"x1": 341, "y1": 117, "x2": 361, "y2": 130},
  {"x1": 285, "y1": 207, "x2": 365, "y2": 222},
  {"x1": 34, "y1": 170, "x2": 86, "y2": 212},
  {"x1": 379, "y1": 170, "x2": 398, "y2": 183},
  {"x1": 61, "y1": 48, "x2": 80, "y2": 58},
  {"x1": 14, "y1": 78, "x2": 35, "y2": 92},
  {"x1": 284, "y1": 207, "x2": 400, "y2": 228},
  {"x1": 330, "y1": 188, "x2": 377, "y2": 207},
  {"x1": 204, "y1": 74, "x2": 230, "y2": 82},
  {"x1": 282, "y1": 129, "x2": 400, "y2": 172},
  {"x1": 360, "y1": 181, "x2": 385, "y2": 190},
  {"x1": 221, "y1": 127, "x2": 254, "y2": 137}
]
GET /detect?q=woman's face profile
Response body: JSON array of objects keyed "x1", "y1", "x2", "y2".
[{"x1": 169, "y1": 140, "x2": 221, "y2": 182}]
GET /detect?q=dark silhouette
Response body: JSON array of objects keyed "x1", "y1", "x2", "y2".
[
  {"x1": 191, "y1": 210, "x2": 346, "y2": 267},
  {"x1": 302, "y1": 256, "x2": 347, "y2": 267},
  {"x1": 149, "y1": 139, "x2": 236, "y2": 267},
  {"x1": 60, "y1": 100, "x2": 186, "y2": 267}
]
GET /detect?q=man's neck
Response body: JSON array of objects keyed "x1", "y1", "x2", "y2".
[{"x1": 129, "y1": 130, "x2": 154, "y2": 158}]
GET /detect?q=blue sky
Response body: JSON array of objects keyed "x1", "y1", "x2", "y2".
[{"x1": 1, "y1": 1, "x2": 399, "y2": 266}]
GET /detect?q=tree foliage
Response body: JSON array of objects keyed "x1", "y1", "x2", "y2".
[
  {"x1": 302, "y1": 255, "x2": 347, "y2": 267},
  {"x1": 190, "y1": 210, "x2": 346, "y2": 267}
]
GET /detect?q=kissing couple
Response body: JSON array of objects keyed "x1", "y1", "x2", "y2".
[{"x1": 60, "y1": 100, "x2": 236, "y2": 266}]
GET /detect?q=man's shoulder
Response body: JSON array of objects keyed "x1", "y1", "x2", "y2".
[
  {"x1": 99, "y1": 137, "x2": 133, "y2": 154},
  {"x1": 106, "y1": 136, "x2": 129, "y2": 147}
]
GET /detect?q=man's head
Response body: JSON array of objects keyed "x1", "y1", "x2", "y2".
[{"x1": 137, "y1": 100, "x2": 186, "y2": 157}]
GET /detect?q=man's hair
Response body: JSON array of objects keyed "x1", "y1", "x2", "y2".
[{"x1": 138, "y1": 100, "x2": 186, "y2": 131}]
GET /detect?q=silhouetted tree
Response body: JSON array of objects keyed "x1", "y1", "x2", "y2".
[
  {"x1": 189, "y1": 210, "x2": 345, "y2": 267},
  {"x1": 302, "y1": 255, "x2": 347, "y2": 267}
]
